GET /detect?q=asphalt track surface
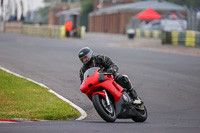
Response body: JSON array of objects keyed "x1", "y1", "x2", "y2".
[{"x1": 0, "y1": 33, "x2": 200, "y2": 133}]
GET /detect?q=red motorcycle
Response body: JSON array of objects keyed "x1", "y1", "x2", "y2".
[{"x1": 80, "y1": 67, "x2": 147, "y2": 122}]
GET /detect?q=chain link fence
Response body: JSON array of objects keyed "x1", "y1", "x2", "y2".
[{"x1": 186, "y1": 7, "x2": 200, "y2": 31}]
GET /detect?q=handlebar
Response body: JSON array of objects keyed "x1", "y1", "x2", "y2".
[
  {"x1": 102, "y1": 72, "x2": 112, "y2": 75},
  {"x1": 98, "y1": 67, "x2": 116, "y2": 76},
  {"x1": 98, "y1": 67, "x2": 105, "y2": 73}
]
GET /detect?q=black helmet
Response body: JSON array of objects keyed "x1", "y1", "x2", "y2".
[{"x1": 78, "y1": 47, "x2": 94, "y2": 65}]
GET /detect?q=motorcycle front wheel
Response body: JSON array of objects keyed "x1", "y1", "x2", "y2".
[{"x1": 92, "y1": 94, "x2": 116, "y2": 122}]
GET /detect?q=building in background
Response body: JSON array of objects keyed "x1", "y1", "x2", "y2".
[
  {"x1": 89, "y1": 0, "x2": 186, "y2": 34},
  {"x1": 93, "y1": 0, "x2": 135, "y2": 11},
  {"x1": 48, "y1": 3, "x2": 69, "y2": 25},
  {"x1": 56, "y1": 7, "x2": 81, "y2": 33},
  {"x1": 48, "y1": 0, "x2": 85, "y2": 25}
]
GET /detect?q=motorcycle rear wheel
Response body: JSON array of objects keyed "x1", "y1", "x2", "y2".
[
  {"x1": 132, "y1": 105, "x2": 147, "y2": 122},
  {"x1": 92, "y1": 94, "x2": 116, "y2": 122}
]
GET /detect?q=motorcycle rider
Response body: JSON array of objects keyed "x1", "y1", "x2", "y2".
[{"x1": 78, "y1": 47, "x2": 142, "y2": 105}]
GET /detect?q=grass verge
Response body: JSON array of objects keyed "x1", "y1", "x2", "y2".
[{"x1": 0, "y1": 69, "x2": 81, "y2": 120}]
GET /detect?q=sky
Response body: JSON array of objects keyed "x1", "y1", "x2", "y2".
[
  {"x1": 0, "y1": 0, "x2": 46, "y2": 20},
  {"x1": 19, "y1": 0, "x2": 46, "y2": 13},
  {"x1": 27, "y1": 0, "x2": 45, "y2": 11}
]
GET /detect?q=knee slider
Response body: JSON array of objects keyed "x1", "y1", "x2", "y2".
[{"x1": 122, "y1": 76, "x2": 129, "y2": 84}]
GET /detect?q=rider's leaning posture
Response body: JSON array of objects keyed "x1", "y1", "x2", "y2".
[{"x1": 78, "y1": 47, "x2": 142, "y2": 105}]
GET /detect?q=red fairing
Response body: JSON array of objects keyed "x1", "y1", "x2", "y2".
[
  {"x1": 80, "y1": 69, "x2": 100, "y2": 93},
  {"x1": 92, "y1": 91, "x2": 106, "y2": 98},
  {"x1": 96, "y1": 80, "x2": 123, "y2": 103},
  {"x1": 80, "y1": 68, "x2": 123, "y2": 103}
]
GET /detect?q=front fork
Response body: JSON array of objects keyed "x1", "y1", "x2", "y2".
[
  {"x1": 92, "y1": 89, "x2": 111, "y2": 106},
  {"x1": 103, "y1": 90, "x2": 111, "y2": 106}
]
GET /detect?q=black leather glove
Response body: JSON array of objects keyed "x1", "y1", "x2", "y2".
[
  {"x1": 114, "y1": 73, "x2": 123, "y2": 80},
  {"x1": 107, "y1": 68, "x2": 116, "y2": 74}
]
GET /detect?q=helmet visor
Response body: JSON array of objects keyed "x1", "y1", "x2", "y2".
[{"x1": 80, "y1": 51, "x2": 93, "y2": 64}]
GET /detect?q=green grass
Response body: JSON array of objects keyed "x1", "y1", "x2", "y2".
[{"x1": 0, "y1": 69, "x2": 81, "y2": 120}]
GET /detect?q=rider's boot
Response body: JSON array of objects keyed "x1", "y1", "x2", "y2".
[
  {"x1": 126, "y1": 82, "x2": 143, "y2": 105},
  {"x1": 115, "y1": 74, "x2": 143, "y2": 105},
  {"x1": 129, "y1": 88, "x2": 143, "y2": 105}
]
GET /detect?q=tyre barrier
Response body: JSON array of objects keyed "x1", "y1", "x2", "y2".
[
  {"x1": 162, "y1": 30, "x2": 200, "y2": 47},
  {"x1": 135, "y1": 28, "x2": 161, "y2": 39}
]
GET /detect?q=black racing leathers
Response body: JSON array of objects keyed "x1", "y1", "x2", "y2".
[{"x1": 79, "y1": 55, "x2": 118, "y2": 83}]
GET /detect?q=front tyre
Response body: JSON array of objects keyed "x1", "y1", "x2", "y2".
[{"x1": 92, "y1": 94, "x2": 116, "y2": 122}]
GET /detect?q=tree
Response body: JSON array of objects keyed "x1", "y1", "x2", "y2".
[
  {"x1": 43, "y1": 0, "x2": 59, "y2": 5},
  {"x1": 35, "y1": 0, "x2": 60, "y2": 24},
  {"x1": 36, "y1": 6, "x2": 50, "y2": 24},
  {"x1": 80, "y1": 0, "x2": 93, "y2": 31},
  {"x1": 81, "y1": 0, "x2": 93, "y2": 16},
  {"x1": 165, "y1": 0, "x2": 200, "y2": 8}
]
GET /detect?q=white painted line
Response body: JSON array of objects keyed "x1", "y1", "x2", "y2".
[{"x1": 0, "y1": 66, "x2": 87, "y2": 120}]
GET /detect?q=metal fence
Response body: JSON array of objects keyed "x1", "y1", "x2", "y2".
[
  {"x1": 1, "y1": 22, "x2": 86, "y2": 39},
  {"x1": 187, "y1": 8, "x2": 200, "y2": 31},
  {"x1": 22, "y1": 25, "x2": 65, "y2": 38}
]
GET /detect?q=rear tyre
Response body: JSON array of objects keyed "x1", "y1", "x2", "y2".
[
  {"x1": 92, "y1": 94, "x2": 116, "y2": 122},
  {"x1": 132, "y1": 105, "x2": 148, "y2": 122}
]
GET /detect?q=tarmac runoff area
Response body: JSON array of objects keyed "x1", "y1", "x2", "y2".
[{"x1": 108, "y1": 37, "x2": 200, "y2": 57}]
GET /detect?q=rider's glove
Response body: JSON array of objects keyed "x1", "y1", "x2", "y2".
[{"x1": 107, "y1": 68, "x2": 116, "y2": 75}]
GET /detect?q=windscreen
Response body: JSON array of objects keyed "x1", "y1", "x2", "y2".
[{"x1": 83, "y1": 67, "x2": 100, "y2": 81}]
